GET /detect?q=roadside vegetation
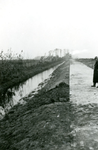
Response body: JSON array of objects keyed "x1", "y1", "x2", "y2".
[
  {"x1": 76, "y1": 58, "x2": 94, "y2": 69},
  {"x1": 0, "y1": 58, "x2": 71, "y2": 150},
  {"x1": 0, "y1": 50, "x2": 66, "y2": 94}
]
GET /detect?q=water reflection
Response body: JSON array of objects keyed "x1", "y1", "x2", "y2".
[{"x1": 0, "y1": 64, "x2": 61, "y2": 113}]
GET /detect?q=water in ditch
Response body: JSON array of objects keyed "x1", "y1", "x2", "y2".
[{"x1": 0, "y1": 63, "x2": 62, "y2": 117}]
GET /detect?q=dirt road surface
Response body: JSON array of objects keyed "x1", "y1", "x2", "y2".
[
  {"x1": 70, "y1": 60, "x2": 98, "y2": 150},
  {"x1": 1, "y1": 59, "x2": 98, "y2": 150}
]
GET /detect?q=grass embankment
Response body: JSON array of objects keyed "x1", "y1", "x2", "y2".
[
  {"x1": 0, "y1": 59, "x2": 74, "y2": 150},
  {"x1": 76, "y1": 58, "x2": 94, "y2": 69},
  {"x1": 0, "y1": 58, "x2": 64, "y2": 94}
]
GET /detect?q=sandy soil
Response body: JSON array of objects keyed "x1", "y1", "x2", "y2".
[
  {"x1": 70, "y1": 59, "x2": 98, "y2": 150},
  {"x1": 70, "y1": 59, "x2": 98, "y2": 105}
]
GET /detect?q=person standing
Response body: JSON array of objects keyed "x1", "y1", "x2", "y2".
[{"x1": 91, "y1": 56, "x2": 98, "y2": 87}]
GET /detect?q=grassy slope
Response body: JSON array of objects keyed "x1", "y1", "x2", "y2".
[
  {"x1": 0, "y1": 58, "x2": 64, "y2": 94},
  {"x1": 76, "y1": 58, "x2": 94, "y2": 69},
  {"x1": 0, "y1": 60, "x2": 73, "y2": 150}
]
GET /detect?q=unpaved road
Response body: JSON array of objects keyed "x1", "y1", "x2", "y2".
[
  {"x1": 1, "y1": 59, "x2": 98, "y2": 150},
  {"x1": 70, "y1": 60, "x2": 98, "y2": 150}
]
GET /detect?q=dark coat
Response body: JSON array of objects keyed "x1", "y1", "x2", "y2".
[{"x1": 93, "y1": 59, "x2": 98, "y2": 83}]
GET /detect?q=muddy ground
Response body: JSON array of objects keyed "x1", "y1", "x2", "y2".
[{"x1": 0, "y1": 59, "x2": 73, "y2": 150}]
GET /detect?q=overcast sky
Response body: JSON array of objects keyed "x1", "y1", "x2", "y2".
[{"x1": 0, "y1": 0, "x2": 98, "y2": 58}]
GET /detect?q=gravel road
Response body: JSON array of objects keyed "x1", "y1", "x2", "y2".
[{"x1": 70, "y1": 59, "x2": 98, "y2": 150}]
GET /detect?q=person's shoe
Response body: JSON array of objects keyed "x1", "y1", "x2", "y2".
[{"x1": 91, "y1": 85, "x2": 95, "y2": 87}]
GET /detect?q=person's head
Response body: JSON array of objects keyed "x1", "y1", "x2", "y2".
[{"x1": 94, "y1": 56, "x2": 98, "y2": 60}]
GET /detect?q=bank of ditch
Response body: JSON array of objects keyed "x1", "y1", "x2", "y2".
[
  {"x1": 0, "y1": 59, "x2": 74, "y2": 150},
  {"x1": 0, "y1": 58, "x2": 65, "y2": 95},
  {"x1": 76, "y1": 58, "x2": 94, "y2": 69}
]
